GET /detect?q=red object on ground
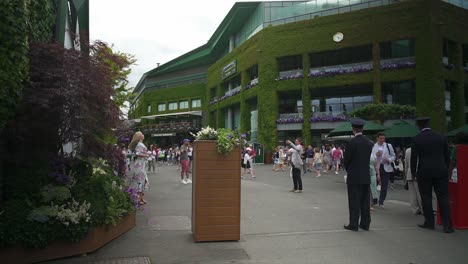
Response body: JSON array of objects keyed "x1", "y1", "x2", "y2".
[{"x1": 437, "y1": 145, "x2": 468, "y2": 229}]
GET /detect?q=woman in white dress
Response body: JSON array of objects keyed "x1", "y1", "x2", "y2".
[{"x1": 128, "y1": 131, "x2": 149, "y2": 205}]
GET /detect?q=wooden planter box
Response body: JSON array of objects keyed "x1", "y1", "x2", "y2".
[
  {"x1": 192, "y1": 140, "x2": 241, "y2": 242},
  {"x1": 0, "y1": 212, "x2": 136, "y2": 264}
]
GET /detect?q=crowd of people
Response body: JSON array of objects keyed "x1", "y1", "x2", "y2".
[{"x1": 121, "y1": 119, "x2": 464, "y2": 231}]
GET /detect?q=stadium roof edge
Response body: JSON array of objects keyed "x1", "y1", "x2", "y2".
[{"x1": 133, "y1": 1, "x2": 261, "y2": 93}]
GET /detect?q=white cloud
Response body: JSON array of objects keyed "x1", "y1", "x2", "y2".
[{"x1": 90, "y1": 0, "x2": 261, "y2": 88}]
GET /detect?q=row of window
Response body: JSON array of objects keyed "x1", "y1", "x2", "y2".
[
  {"x1": 147, "y1": 99, "x2": 202, "y2": 113},
  {"x1": 279, "y1": 39, "x2": 415, "y2": 71},
  {"x1": 279, "y1": 81, "x2": 416, "y2": 114}
]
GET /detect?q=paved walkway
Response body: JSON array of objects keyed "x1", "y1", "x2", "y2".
[{"x1": 47, "y1": 164, "x2": 468, "y2": 264}]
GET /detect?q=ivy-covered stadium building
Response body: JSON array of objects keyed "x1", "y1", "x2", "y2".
[{"x1": 129, "y1": 0, "x2": 468, "y2": 151}]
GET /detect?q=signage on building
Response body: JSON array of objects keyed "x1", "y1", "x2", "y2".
[
  {"x1": 222, "y1": 60, "x2": 237, "y2": 80},
  {"x1": 151, "y1": 133, "x2": 176, "y2": 137}
]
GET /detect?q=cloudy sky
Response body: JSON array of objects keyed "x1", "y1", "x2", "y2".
[{"x1": 90, "y1": 0, "x2": 268, "y2": 88}]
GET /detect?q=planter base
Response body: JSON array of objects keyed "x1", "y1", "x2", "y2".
[{"x1": 0, "y1": 212, "x2": 136, "y2": 264}]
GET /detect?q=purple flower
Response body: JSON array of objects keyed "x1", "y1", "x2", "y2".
[
  {"x1": 310, "y1": 114, "x2": 348, "y2": 122},
  {"x1": 276, "y1": 117, "x2": 304, "y2": 124},
  {"x1": 309, "y1": 65, "x2": 373, "y2": 78},
  {"x1": 227, "y1": 134, "x2": 233, "y2": 139},
  {"x1": 380, "y1": 62, "x2": 416, "y2": 71}
]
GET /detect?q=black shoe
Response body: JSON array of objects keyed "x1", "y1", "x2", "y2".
[
  {"x1": 443, "y1": 227, "x2": 454, "y2": 233},
  {"x1": 359, "y1": 225, "x2": 369, "y2": 231},
  {"x1": 418, "y1": 224, "x2": 435, "y2": 230},
  {"x1": 344, "y1": 225, "x2": 358, "y2": 231},
  {"x1": 372, "y1": 199, "x2": 378, "y2": 206}
]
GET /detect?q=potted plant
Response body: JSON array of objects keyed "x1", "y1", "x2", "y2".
[{"x1": 190, "y1": 127, "x2": 244, "y2": 242}]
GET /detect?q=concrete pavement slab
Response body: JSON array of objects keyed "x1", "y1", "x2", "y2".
[{"x1": 45, "y1": 163, "x2": 467, "y2": 264}]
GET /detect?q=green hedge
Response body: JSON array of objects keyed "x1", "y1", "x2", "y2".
[{"x1": 349, "y1": 103, "x2": 416, "y2": 122}]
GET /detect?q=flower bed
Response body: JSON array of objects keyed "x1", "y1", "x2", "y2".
[
  {"x1": 244, "y1": 78, "x2": 259, "y2": 90},
  {"x1": 276, "y1": 73, "x2": 303, "y2": 81},
  {"x1": 0, "y1": 212, "x2": 135, "y2": 263},
  {"x1": 309, "y1": 65, "x2": 372, "y2": 78},
  {"x1": 380, "y1": 62, "x2": 416, "y2": 71},
  {"x1": 219, "y1": 87, "x2": 241, "y2": 102},
  {"x1": 310, "y1": 114, "x2": 348, "y2": 122},
  {"x1": 276, "y1": 116, "x2": 304, "y2": 124},
  {"x1": 209, "y1": 97, "x2": 218, "y2": 105}
]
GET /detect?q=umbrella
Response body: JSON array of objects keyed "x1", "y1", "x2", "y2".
[
  {"x1": 327, "y1": 120, "x2": 386, "y2": 137},
  {"x1": 384, "y1": 120, "x2": 419, "y2": 138},
  {"x1": 448, "y1": 124, "x2": 468, "y2": 137}
]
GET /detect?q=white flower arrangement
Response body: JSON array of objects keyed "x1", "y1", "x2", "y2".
[
  {"x1": 191, "y1": 126, "x2": 247, "y2": 155},
  {"x1": 53, "y1": 199, "x2": 91, "y2": 226},
  {"x1": 190, "y1": 126, "x2": 218, "y2": 140}
]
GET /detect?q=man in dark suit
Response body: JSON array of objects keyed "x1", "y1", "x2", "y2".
[
  {"x1": 343, "y1": 118, "x2": 374, "y2": 231},
  {"x1": 411, "y1": 117, "x2": 454, "y2": 233}
]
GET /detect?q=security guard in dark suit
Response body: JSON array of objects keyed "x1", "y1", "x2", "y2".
[
  {"x1": 343, "y1": 118, "x2": 374, "y2": 231},
  {"x1": 411, "y1": 117, "x2": 454, "y2": 233}
]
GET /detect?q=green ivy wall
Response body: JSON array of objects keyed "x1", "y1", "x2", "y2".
[{"x1": 0, "y1": 0, "x2": 55, "y2": 133}]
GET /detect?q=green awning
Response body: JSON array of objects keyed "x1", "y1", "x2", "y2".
[
  {"x1": 327, "y1": 120, "x2": 386, "y2": 137},
  {"x1": 448, "y1": 124, "x2": 468, "y2": 137},
  {"x1": 384, "y1": 120, "x2": 419, "y2": 138}
]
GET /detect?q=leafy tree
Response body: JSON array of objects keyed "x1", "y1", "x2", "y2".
[{"x1": 90, "y1": 41, "x2": 137, "y2": 114}]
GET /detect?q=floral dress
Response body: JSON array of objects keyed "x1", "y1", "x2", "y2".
[{"x1": 129, "y1": 142, "x2": 148, "y2": 192}]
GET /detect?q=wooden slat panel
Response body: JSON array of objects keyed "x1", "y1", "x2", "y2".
[
  {"x1": 197, "y1": 216, "x2": 240, "y2": 226},
  {"x1": 198, "y1": 188, "x2": 240, "y2": 198},
  {"x1": 196, "y1": 150, "x2": 240, "y2": 161},
  {"x1": 197, "y1": 179, "x2": 240, "y2": 188},
  {"x1": 192, "y1": 141, "x2": 241, "y2": 242},
  {"x1": 194, "y1": 141, "x2": 217, "y2": 151},
  {"x1": 197, "y1": 169, "x2": 241, "y2": 179},
  {"x1": 198, "y1": 225, "x2": 240, "y2": 235},
  {"x1": 198, "y1": 198, "x2": 241, "y2": 207},
  {"x1": 197, "y1": 161, "x2": 241, "y2": 170},
  {"x1": 197, "y1": 207, "x2": 240, "y2": 216}
]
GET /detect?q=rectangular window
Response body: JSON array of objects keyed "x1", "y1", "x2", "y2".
[
  {"x1": 179, "y1": 100, "x2": 189, "y2": 109},
  {"x1": 310, "y1": 45, "x2": 373, "y2": 68},
  {"x1": 168, "y1": 102, "x2": 178, "y2": 110},
  {"x1": 380, "y1": 39, "x2": 415, "y2": 60},
  {"x1": 147, "y1": 104, "x2": 151, "y2": 113},
  {"x1": 462, "y1": 44, "x2": 468, "y2": 68},
  {"x1": 210, "y1": 87, "x2": 217, "y2": 99},
  {"x1": 382, "y1": 80, "x2": 416, "y2": 105},
  {"x1": 158, "y1": 103, "x2": 166, "y2": 112},
  {"x1": 278, "y1": 55, "x2": 303, "y2": 71},
  {"x1": 192, "y1": 99, "x2": 201, "y2": 108}
]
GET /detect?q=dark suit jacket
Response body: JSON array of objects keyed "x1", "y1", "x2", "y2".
[
  {"x1": 411, "y1": 129, "x2": 450, "y2": 179},
  {"x1": 344, "y1": 134, "x2": 373, "y2": 184}
]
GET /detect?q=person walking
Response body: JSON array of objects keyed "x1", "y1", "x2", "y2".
[
  {"x1": 147, "y1": 144, "x2": 156, "y2": 173},
  {"x1": 286, "y1": 138, "x2": 304, "y2": 193},
  {"x1": 371, "y1": 132, "x2": 396, "y2": 208},
  {"x1": 405, "y1": 146, "x2": 423, "y2": 215},
  {"x1": 322, "y1": 145, "x2": 332, "y2": 173},
  {"x1": 242, "y1": 147, "x2": 255, "y2": 179},
  {"x1": 332, "y1": 146, "x2": 343, "y2": 174},
  {"x1": 369, "y1": 152, "x2": 381, "y2": 210},
  {"x1": 180, "y1": 139, "x2": 192, "y2": 184},
  {"x1": 411, "y1": 117, "x2": 453, "y2": 233},
  {"x1": 306, "y1": 145, "x2": 314, "y2": 173},
  {"x1": 128, "y1": 131, "x2": 149, "y2": 206},
  {"x1": 343, "y1": 118, "x2": 374, "y2": 231},
  {"x1": 313, "y1": 148, "x2": 322, "y2": 177},
  {"x1": 277, "y1": 146, "x2": 285, "y2": 172}
]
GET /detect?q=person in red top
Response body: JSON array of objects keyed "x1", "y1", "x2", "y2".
[{"x1": 332, "y1": 146, "x2": 343, "y2": 174}]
